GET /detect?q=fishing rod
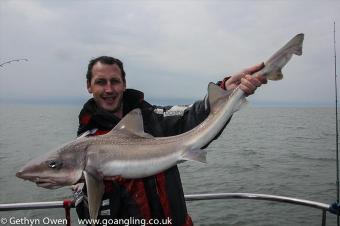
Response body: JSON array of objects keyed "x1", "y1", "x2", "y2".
[
  {"x1": 0, "y1": 58, "x2": 28, "y2": 68},
  {"x1": 334, "y1": 21, "x2": 340, "y2": 226}
]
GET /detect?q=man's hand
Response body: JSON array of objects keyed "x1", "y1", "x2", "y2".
[
  {"x1": 71, "y1": 183, "x2": 88, "y2": 207},
  {"x1": 225, "y1": 63, "x2": 267, "y2": 96},
  {"x1": 71, "y1": 183, "x2": 85, "y2": 193}
]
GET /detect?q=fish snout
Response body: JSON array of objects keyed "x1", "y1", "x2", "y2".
[
  {"x1": 16, "y1": 167, "x2": 39, "y2": 181},
  {"x1": 16, "y1": 166, "x2": 32, "y2": 180},
  {"x1": 16, "y1": 171, "x2": 24, "y2": 179},
  {"x1": 16, "y1": 160, "x2": 43, "y2": 180},
  {"x1": 15, "y1": 170, "x2": 34, "y2": 181}
]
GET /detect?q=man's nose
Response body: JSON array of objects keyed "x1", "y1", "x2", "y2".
[{"x1": 104, "y1": 83, "x2": 114, "y2": 93}]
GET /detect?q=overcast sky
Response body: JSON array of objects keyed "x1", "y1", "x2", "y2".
[{"x1": 0, "y1": 0, "x2": 339, "y2": 105}]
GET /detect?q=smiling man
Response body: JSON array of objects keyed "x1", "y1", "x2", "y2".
[
  {"x1": 73, "y1": 56, "x2": 266, "y2": 226},
  {"x1": 86, "y1": 59, "x2": 126, "y2": 118}
]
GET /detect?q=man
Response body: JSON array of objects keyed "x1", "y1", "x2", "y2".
[{"x1": 73, "y1": 56, "x2": 266, "y2": 225}]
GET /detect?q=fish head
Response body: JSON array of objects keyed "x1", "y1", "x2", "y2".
[{"x1": 16, "y1": 143, "x2": 86, "y2": 189}]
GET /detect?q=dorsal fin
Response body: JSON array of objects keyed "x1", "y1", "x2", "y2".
[
  {"x1": 105, "y1": 108, "x2": 153, "y2": 138},
  {"x1": 207, "y1": 83, "x2": 233, "y2": 113}
]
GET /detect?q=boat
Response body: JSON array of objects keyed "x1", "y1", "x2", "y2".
[{"x1": 0, "y1": 192, "x2": 338, "y2": 226}]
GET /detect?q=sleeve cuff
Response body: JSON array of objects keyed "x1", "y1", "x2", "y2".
[{"x1": 218, "y1": 76, "x2": 231, "y2": 90}]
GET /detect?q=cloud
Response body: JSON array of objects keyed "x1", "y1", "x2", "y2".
[{"x1": 0, "y1": 0, "x2": 339, "y2": 104}]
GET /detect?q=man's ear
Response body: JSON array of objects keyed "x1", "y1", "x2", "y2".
[{"x1": 87, "y1": 81, "x2": 92, "y2": 94}]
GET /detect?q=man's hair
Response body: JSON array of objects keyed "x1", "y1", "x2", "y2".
[{"x1": 86, "y1": 56, "x2": 126, "y2": 83}]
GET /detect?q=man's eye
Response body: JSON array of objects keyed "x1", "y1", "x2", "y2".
[
  {"x1": 95, "y1": 80, "x2": 107, "y2": 85},
  {"x1": 110, "y1": 79, "x2": 121, "y2": 84}
]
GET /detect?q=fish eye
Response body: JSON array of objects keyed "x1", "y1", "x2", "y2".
[{"x1": 47, "y1": 160, "x2": 63, "y2": 170}]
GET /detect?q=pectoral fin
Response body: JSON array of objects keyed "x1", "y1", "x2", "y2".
[
  {"x1": 266, "y1": 69, "x2": 283, "y2": 81},
  {"x1": 181, "y1": 148, "x2": 207, "y2": 163},
  {"x1": 84, "y1": 171, "x2": 104, "y2": 225}
]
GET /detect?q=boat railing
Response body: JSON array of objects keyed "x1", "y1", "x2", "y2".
[{"x1": 0, "y1": 193, "x2": 338, "y2": 226}]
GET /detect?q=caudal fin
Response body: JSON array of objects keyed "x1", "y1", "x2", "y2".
[
  {"x1": 291, "y1": 33, "x2": 304, "y2": 56},
  {"x1": 265, "y1": 33, "x2": 304, "y2": 81}
]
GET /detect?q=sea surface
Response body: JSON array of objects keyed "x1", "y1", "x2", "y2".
[{"x1": 0, "y1": 103, "x2": 338, "y2": 226}]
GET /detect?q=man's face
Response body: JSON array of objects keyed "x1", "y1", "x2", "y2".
[{"x1": 87, "y1": 62, "x2": 126, "y2": 114}]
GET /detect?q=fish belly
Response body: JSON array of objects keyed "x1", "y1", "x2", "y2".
[{"x1": 100, "y1": 152, "x2": 180, "y2": 178}]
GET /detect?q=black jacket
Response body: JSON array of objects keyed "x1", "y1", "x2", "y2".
[{"x1": 75, "y1": 88, "x2": 225, "y2": 226}]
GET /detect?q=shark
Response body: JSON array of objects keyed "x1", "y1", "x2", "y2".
[{"x1": 16, "y1": 33, "x2": 304, "y2": 222}]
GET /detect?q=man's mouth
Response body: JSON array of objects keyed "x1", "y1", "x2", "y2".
[{"x1": 102, "y1": 96, "x2": 116, "y2": 104}]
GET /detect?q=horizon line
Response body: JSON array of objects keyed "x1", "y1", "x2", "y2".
[{"x1": 0, "y1": 97, "x2": 335, "y2": 107}]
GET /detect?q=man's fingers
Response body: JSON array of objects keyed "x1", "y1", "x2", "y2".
[
  {"x1": 245, "y1": 74, "x2": 262, "y2": 87},
  {"x1": 71, "y1": 183, "x2": 84, "y2": 192},
  {"x1": 239, "y1": 84, "x2": 255, "y2": 96},
  {"x1": 243, "y1": 62, "x2": 265, "y2": 75},
  {"x1": 225, "y1": 62, "x2": 267, "y2": 91},
  {"x1": 240, "y1": 77, "x2": 256, "y2": 95},
  {"x1": 239, "y1": 74, "x2": 268, "y2": 95}
]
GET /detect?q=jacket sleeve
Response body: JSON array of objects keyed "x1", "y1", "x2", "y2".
[
  {"x1": 150, "y1": 97, "x2": 210, "y2": 136},
  {"x1": 144, "y1": 79, "x2": 232, "y2": 143}
]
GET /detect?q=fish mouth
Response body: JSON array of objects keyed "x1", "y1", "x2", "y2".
[
  {"x1": 16, "y1": 172, "x2": 62, "y2": 189},
  {"x1": 36, "y1": 181, "x2": 62, "y2": 189},
  {"x1": 34, "y1": 178, "x2": 62, "y2": 189}
]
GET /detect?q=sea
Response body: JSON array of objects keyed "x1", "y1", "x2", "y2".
[{"x1": 0, "y1": 102, "x2": 338, "y2": 226}]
